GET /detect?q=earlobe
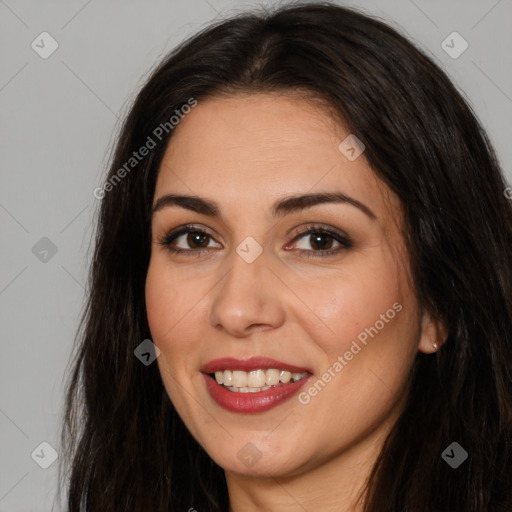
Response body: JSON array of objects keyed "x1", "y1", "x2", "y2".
[{"x1": 418, "y1": 309, "x2": 448, "y2": 354}]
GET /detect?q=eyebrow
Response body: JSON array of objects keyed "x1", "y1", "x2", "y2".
[{"x1": 151, "y1": 192, "x2": 376, "y2": 220}]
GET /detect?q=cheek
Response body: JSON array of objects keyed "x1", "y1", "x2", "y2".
[
  {"x1": 311, "y1": 270, "x2": 416, "y2": 417},
  {"x1": 145, "y1": 258, "x2": 195, "y2": 345},
  {"x1": 145, "y1": 257, "x2": 211, "y2": 379},
  {"x1": 297, "y1": 252, "x2": 406, "y2": 358},
  {"x1": 145, "y1": 260, "x2": 195, "y2": 414},
  {"x1": 145, "y1": 262, "x2": 171, "y2": 342},
  {"x1": 144, "y1": 260, "x2": 191, "y2": 372}
]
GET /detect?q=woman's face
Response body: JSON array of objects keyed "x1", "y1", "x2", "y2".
[{"x1": 145, "y1": 93, "x2": 442, "y2": 482}]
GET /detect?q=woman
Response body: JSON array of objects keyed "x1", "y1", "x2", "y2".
[{"x1": 60, "y1": 2, "x2": 512, "y2": 511}]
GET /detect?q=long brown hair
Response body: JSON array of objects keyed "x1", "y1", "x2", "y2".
[{"x1": 60, "y1": 2, "x2": 512, "y2": 510}]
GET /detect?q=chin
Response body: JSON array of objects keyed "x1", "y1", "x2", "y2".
[{"x1": 210, "y1": 440, "x2": 308, "y2": 478}]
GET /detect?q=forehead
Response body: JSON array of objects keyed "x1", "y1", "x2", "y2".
[{"x1": 154, "y1": 93, "x2": 400, "y2": 225}]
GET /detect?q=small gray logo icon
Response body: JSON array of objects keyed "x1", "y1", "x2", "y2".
[
  {"x1": 134, "y1": 339, "x2": 160, "y2": 366},
  {"x1": 31, "y1": 441, "x2": 58, "y2": 469},
  {"x1": 236, "y1": 236, "x2": 263, "y2": 263},
  {"x1": 338, "y1": 134, "x2": 365, "y2": 161},
  {"x1": 441, "y1": 441, "x2": 468, "y2": 469},
  {"x1": 237, "y1": 442, "x2": 263, "y2": 468},
  {"x1": 31, "y1": 32, "x2": 59, "y2": 59},
  {"x1": 441, "y1": 31, "x2": 468, "y2": 59},
  {"x1": 32, "y1": 237, "x2": 58, "y2": 263}
]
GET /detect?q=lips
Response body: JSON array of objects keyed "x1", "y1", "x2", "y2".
[
  {"x1": 201, "y1": 356, "x2": 312, "y2": 374},
  {"x1": 203, "y1": 372, "x2": 312, "y2": 413},
  {"x1": 201, "y1": 356, "x2": 313, "y2": 413}
]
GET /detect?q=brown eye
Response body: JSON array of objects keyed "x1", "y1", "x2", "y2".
[
  {"x1": 286, "y1": 225, "x2": 353, "y2": 258},
  {"x1": 158, "y1": 225, "x2": 221, "y2": 255},
  {"x1": 185, "y1": 232, "x2": 210, "y2": 249},
  {"x1": 308, "y1": 232, "x2": 335, "y2": 251}
]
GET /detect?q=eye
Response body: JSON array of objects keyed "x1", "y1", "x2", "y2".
[
  {"x1": 285, "y1": 224, "x2": 352, "y2": 258},
  {"x1": 157, "y1": 223, "x2": 352, "y2": 258},
  {"x1": 157, "y1": 224, "x2": 220, "y2": 256}
]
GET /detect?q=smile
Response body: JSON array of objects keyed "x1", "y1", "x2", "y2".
[
  {"x1": 212, "y1": 368, "x2": 309, "y2": 392},
  {"x1": 201, "y1": 356, "x2": 313, "y2": 413}
]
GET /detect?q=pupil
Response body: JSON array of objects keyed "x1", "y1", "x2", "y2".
[
  {"x1": 188, "y1": 232, "x2": 208, "y2": 248},
  {"x1": 311, "y1": 233, "x2": 331, "y2": 250}
]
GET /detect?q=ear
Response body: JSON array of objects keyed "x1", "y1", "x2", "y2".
[{"x1": 418, "y1": 308, "x2": 448, "y2": 354}]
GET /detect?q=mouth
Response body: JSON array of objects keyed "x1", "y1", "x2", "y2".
[
  {"x1": 207, "y1": 368, "x2": 310, "y2": 393},
  {"x1": 201, "y1": 356, "x2": 313, "y2": 413}
]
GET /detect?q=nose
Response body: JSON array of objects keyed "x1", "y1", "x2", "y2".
[{"x1": 209, "y1": 248, "x2": 286, "y2": 337}]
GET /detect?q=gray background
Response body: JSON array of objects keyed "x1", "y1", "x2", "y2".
[{"x1": 1, "y1": 0, "x2": 511, "y2": 510}]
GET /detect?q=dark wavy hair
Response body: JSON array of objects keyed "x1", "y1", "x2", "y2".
[{"x1": 59, "y1": 2, "x2": 512, "y2": 511}]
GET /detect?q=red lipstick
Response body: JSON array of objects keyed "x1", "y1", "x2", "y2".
[
  {"x1": 201, "y1": 356, "x2": 312, "y2": 413},
  {"x1": 203, "y1": 373, "x2": 311, "y2": 413}
]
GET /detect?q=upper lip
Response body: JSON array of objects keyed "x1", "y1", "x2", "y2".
[{"x1": 201, "y1": 356, "x2": 312, "y2": 374}]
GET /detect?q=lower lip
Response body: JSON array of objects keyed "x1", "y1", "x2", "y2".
[{"x1": 203, "y1": 373, "x2": 312, "y2": 413}]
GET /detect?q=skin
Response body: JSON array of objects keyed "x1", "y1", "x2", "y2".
[{"x1": 145, "y1": 93, "x2": 447, "y2": 512}]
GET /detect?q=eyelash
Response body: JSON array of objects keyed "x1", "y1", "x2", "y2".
[{"x1": 157, "y1": 223, "x2": 353, "y2": 258}]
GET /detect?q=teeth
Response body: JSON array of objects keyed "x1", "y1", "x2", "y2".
[
  {"x1": 213, "y1": 368, "x2": 308, "y2": 392},
  {"x1": 247, "y1": 369, "x2": 266, "y2": 388},
  {"x1": 280, "y1": 370, "x2": 292, "y2": 383},
  {"x1": 233, "y1": 386, "x2": 271, "y2": 393},
  {"x1": 265, "y1": 368, "x2": 280, "y2": 386},
  {"x1": 223, "y1": 370, "x2": 233, "y2": 386},
  {"x1": 233, "y1": 370, "x2": 247, "y2": 388}
]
